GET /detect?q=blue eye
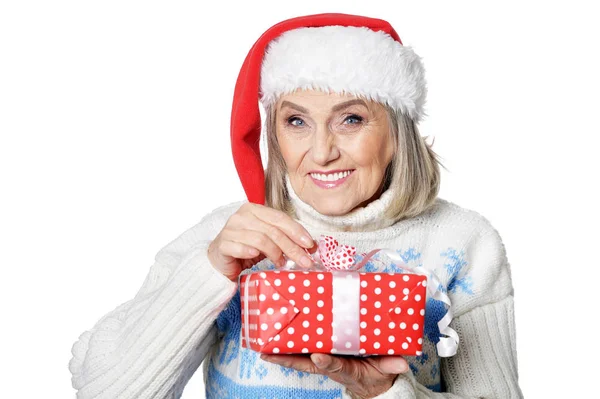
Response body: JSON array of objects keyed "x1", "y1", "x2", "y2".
[
  {"x1": 287, "y1": 116, "x2": 305, "y2": 127},
  {"x1": 344, "y1": 114, "x2": 363, "y2": 124},
  {"x1": 286, "y1": 115, "x2": 362, "y2": 128}
]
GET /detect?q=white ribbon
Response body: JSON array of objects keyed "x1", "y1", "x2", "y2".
[
  {"x1": 330, "y1": 270, "x2": 361, "y2": 355},
  {"x1": 243, "y1": 273, "x2": 252, "y2": 350}
]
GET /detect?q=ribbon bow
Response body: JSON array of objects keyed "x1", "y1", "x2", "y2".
[{"x1": 315, "y1": 235, "x2": 358, "y2": 270}]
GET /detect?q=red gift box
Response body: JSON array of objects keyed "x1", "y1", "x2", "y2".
[{"x1": 240, "y1": 269, "x2": 426, "y2": 356}]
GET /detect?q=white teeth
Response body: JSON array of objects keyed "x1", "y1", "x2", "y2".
[{"x1": 310, "y1": 170, "x2": 352, "y2": 182}]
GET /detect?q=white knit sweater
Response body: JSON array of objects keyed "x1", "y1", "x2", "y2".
[{"x1": 69, "y1": 177, "x2": 523, "y2": 398}]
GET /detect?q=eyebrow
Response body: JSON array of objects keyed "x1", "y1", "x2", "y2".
[{"x1": 279, "y1": 99, "x2": 369, "y2": 114}]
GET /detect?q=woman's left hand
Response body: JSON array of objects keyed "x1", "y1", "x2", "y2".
[{"x1": 260, "y1": 353, "x2": 409, "y2": 399}]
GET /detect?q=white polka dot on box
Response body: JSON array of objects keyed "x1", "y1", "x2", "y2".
[{"x1": 240, "y1": 270, "x2": 427, "y2": 356}]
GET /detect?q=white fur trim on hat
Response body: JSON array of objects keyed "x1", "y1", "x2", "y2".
[{"x1": 259, "y1": 25, "x2": 428, "y2": 123}]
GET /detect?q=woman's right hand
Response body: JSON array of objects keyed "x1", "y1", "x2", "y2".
[{"x1": 207, "y1": 203, "x2": 316, "y2": 281}]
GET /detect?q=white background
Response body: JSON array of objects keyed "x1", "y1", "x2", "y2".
[{"x1": 1, "y1": 1, "x2": 598, "y2": 398}]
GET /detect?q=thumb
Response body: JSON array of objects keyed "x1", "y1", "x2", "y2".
[{"x1": 369, "y1": 356, "x2": 409, "y2": 374}]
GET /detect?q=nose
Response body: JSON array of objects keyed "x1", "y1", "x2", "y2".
[{"x1": 310, "y1": 125, "x2": 340, "y2": 165}]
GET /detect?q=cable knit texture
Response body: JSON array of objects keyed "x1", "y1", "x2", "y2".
[{"x1": 69, "y1": 181, "x2": 523, "y2": 398}]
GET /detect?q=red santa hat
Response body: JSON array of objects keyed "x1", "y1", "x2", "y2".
[{"x1": 230, "y1": 13, "x2": 427, "y2": 204}]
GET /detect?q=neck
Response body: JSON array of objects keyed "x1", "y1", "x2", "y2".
[{"x1": 285, "y1": 174, "x2": 398, "y2": 232}]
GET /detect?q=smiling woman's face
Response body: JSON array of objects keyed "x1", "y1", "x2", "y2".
[{"x1": 275, "y1": 89, "x2": 395, "y2": 216}]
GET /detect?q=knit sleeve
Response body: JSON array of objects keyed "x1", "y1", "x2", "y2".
[
  {"x1": 68, "y1": 201, "x2": 245, "y2": 399},
  {"x1": 408, "y1": 218, "x2": 523, "y2": 397},
  {"x1": 343, "y1": 217, "x2": 523, "y2": 398}
]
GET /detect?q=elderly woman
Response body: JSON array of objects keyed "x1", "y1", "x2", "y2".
[{"x1": 69, "y1": 13, "x2": 523, "y2": 399}]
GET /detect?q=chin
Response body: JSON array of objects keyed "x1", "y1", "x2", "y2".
[{"x1": 312, "y1": 199, "x2": 355, "y2": 216}]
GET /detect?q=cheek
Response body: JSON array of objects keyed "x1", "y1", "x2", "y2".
[
  {"x1": 346, "y1": 135, "x2": 390, "y2": 167},
  {"x1": 277, "y1": 136, "x2": 303, "y2": 168}
]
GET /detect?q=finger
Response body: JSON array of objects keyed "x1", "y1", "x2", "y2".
[
  {"x1": 245, "y1": 213, "x2": 314, "y2": 269},
  {"x1": 207, "y1": 239, "x2": 243, "y2": 281},
  {"x1": 228, "y1": 204, "x2": 316, "y2": 267},
  {"x1": 365, "y1": 355, "x2": 409, "y2": 374},
  {"x1": 218, "y1": 239, "x2": 261, "y2": 259},
  {"x1": 240, "y1": 252, "x2": 266, "y2": 271},
  {"x1": 260, "y1": 354, "x2": 321, "y2": 374},
  {"x1": 310, "y1": 354, "x2": 357, "y2": 384},
  {"x1": 225, "y1": 228, "x2": 285, "y2": 267},
  {"x1": 311, "y1": 353, "x2": 344, "y2": 373},
  {"x1": 250, "y1": 204, "x2": 315, "y2": 249}
]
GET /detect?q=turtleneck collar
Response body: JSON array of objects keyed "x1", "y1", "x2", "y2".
[{"x1": 285, "y1": 174, "x2": 398, "y2": 232}]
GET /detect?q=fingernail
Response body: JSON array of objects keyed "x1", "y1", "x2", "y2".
[
  {"x1": 312, "y1": 354, "x2": 325, "y2": 368},
  {"x1": 300, "y1": 235, "x2": 313, "y2": 248},
  {"x1": 392, "y1": 360, "x2": 408, "y2": 374},
  {"x1": 300, "y1": 256, "x2": 313, "y2": 268}
]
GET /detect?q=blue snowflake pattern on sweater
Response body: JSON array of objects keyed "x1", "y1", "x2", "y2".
[
  {"x1": 441, "y1": 248, "x2": 474, "y2": 295},
  {"x1": 206, "y1": 358, "x2": 342, "y2": 399}
]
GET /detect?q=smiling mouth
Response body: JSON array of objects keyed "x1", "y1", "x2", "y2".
[
  {"x1": 308, "y1": 169, "x2": 354, "y2": 189},
  {"x1": 308, "y1": 170, "x2": 354, "y2": 182}
]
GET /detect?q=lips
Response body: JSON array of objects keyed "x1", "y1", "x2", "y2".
[
  {"x1": 309, "y1": 169, "x2": 353, "y2": 181},
  {"x1": 309, "y1": 170, "x2": 354, "y2": 189}
]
